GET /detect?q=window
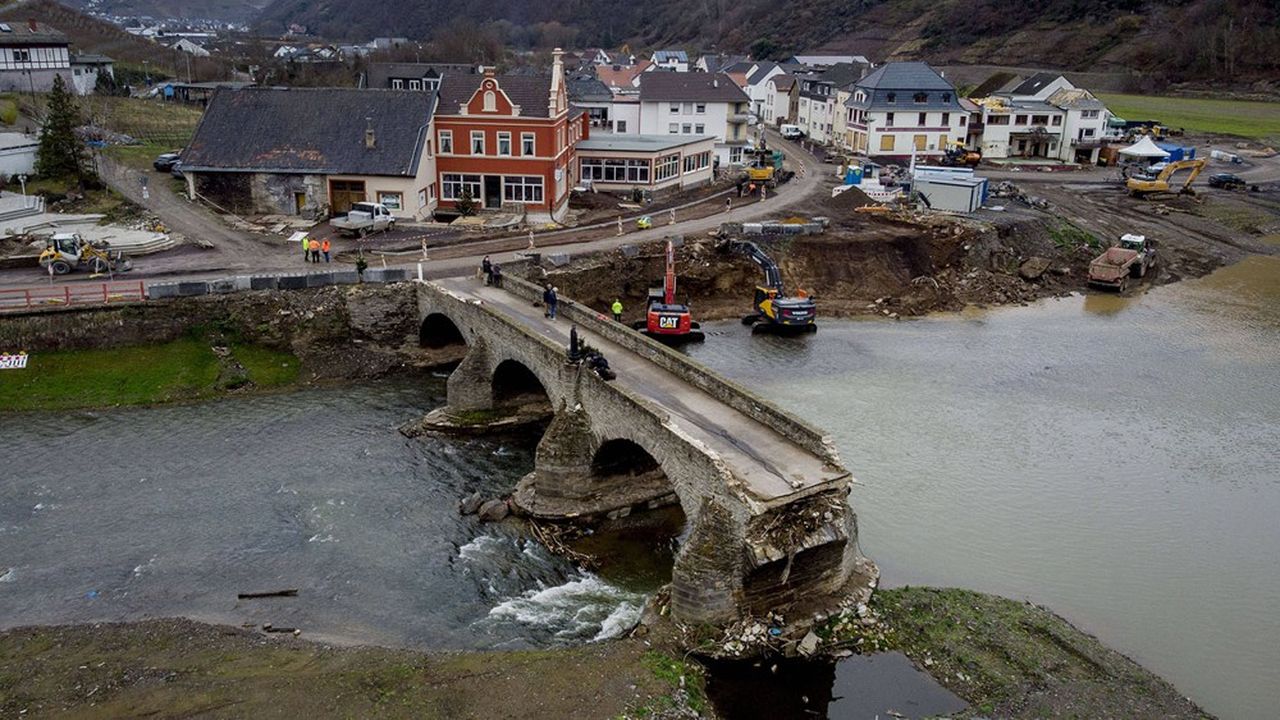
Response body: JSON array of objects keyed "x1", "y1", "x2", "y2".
[
  {"x1": 470, "y1": 131, "x2": 484, "y2": 155},
  {"x1": 391, "y1": 78, "x2": 403, "y2": 89},
  {"x1": 1082, "y1": 109, "x2": 1099, "y2": 119},
  {"x1": 503, "y1": 175, "x2": 544, "y2": 203},
  {"x1": 879, "y1": 134, "x2": 895, "y2": 151},
  {"x1": 483, "y1": 91, "x2": 496, "y2": 111},
  {"x1": 441, "y1": 174, "x2": 481, "y2": 200},
  {"x1": 683, "y1": 102, "x2": 693, "y2": 113},
  {"x1": 913, "y1": 92, "x2": 927, "y2": 103},
  {"x1": 438, "y1": 130, "x2": 452, "y2": 153},
  {"x1": 681, "y1": 123, "x2": 691, "y2": 133},
  {"x1": 581, "y1": 158, "x2": 650, "y2": 183},
  {"x1": 670, "y1": 103, "x2": 680, "y2": 114},
  {"x1": 695, "y1": 103, "x2": 706, "y2": 114},
  {"x1": 1051, "y1": 115, "x2": 1062, "y2": 126},
  {"x1": 655, "y1": 154, "x2": 679, "y2": 181},
  {"x1": 988, "y1": 115, "x2": 1009, "y2": 125},
  {"x1": 682, "y1": 151, "x2": 710, "y2": 173},
  {"x1": 886, "y1": 112, "x2": 895, "y2": 126},
  {"x1": 941, "y1": 112, "x2": 950, "y2": 125},
  {"x1": 497, "y1": 132, "x2": 512, "y2": 156},
  {"x1": 886, "y1": 92, "x2": 896, "y2": 103},
  {"x1": 729, "y1": 147, "x2": 744, "y2": 164},
  {"x1": 418, "y1": 189, "x2": 427, "y2": 208},
  {"x1": 695, "y1": 124, "x2": 704, "y2": 134},
  {"x1": 960, "y1": 116, "x2": 967, "y2": 126},
  {"x1": 913, "y1": 134, "x2": 927, "y2": 150},
  {"x1": 426, "y1": 79, "x2": 440, "y2": 91},
  {"x1": 409, "y1": 79, "x2": 421, "y2": 91},
  {"x1": 942, "y1": 93, "x2": 951, "y2": 102},
  {"x1": 521, "y1": 133, "x2": 535, "y2": 155},
  {"x1": 377, "y1": 192, "x2": 403, "y2": 211},
  {"x1": 939, "y1": 135, "x2": 948, "y2": 148},
  {"x1": 668, "y1": 123, "x2": 679, "y2": 134},
  {"x1": 615, "y1": 120, "x2": 627, "y2": 133},
  {"x1": 918, "y1": 112, "x2": 927, "y2": 126},
  {"x1": 1083, "y1": 128, "x2": 1096, "y2": 138},
  {"x1": 1032, "y1": 115, "x2": 1049, "y2": 125},
  {"x1": 1015, "y1": 114, "x2": 1028, "y2": 125}
]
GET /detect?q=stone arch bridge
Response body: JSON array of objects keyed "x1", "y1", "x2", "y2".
[{"x1": 417, "y1": 275, "x2": 872, "y2": 625}]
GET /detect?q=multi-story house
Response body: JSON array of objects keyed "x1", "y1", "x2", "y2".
[
  {"x1": 0, "y1": 21, "x2": 74, "y2": 94},
  {"x1": 972, "y1": 73, "x2": 1111, "y2": 163},
  {"x1": 843, "y1": 62, "x2": 967, "y2": 160},
  {"x1": 763, "y1": 74, "x2": 797, "y2": 126},
  {"x1": 635, "y1": 72, "x2": 752, "y2": 165},
  {"x1": 433, "y1": 52, "x2": 586, "y2": 222},
  {"x1": 796, "y1": 63, "x2": 866, "y2": 146},
  {"x1": 650, "y1": 50, "x2": 689, "y2": 73}
]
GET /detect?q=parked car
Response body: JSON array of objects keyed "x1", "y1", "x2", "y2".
[
  {"x1": 779, "y1": 124, "x2": 804, "y2": 140},
  {"x1": 153, "y1": 152, "x2": 181, "y2": 172},
  {"x1": 330, "y1": 202, "x2": 396, "y2": 237},
  {"x1": 170, "y1": 161, "x2": 185, "y2": 179},
  {"x1": 1208, "y1": 173, "x2": 1247, "y2": 190}
]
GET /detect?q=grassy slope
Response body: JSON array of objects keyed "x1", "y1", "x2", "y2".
[
  {"x1": 1099, "y1": 93, "x2": 1280, "y2": 143},
  {"x1": 0, "y1": 337, "x2": 298, "y2": 411},
  {"x1": 0, "y1": 619, "x2": 702, "y2": 719}
]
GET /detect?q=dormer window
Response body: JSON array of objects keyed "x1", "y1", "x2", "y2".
[
  {"x1": 942, "y1": 92, "x2": 951, "y2": 102},
  {"x1": 913, "y1": 92, "x2": 927, "y2": 103},
  {"x1": 886, "y1": 92, "x2": 896, "y2": 103}
]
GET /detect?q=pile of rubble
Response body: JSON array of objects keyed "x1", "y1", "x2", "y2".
[
  {"x1": 992, "y1": 181, "x2": 1049, "y2": 209},
  {"x1": 76, "y1": 125, "x2": 139, "y2": 146}
]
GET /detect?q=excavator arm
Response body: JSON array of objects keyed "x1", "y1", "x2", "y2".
[{"x1": 728, "y1": 240, "x2": 783, "y2": 290}]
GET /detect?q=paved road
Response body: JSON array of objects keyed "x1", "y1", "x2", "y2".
[{"x1": 437, "y1": 275, "x2": 848, "y2": 504}]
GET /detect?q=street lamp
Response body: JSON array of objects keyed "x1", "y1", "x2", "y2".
[{"x1": 17, "y1": 174, "x2": 27, "y2": 208}]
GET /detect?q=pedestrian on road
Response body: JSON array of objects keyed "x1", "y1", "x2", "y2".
[
  {"x1": 542, "y1": 284, "x2": 554, "y2": 318},
  {"x1": 301, "y1": 234, "x2": 310, "y2": 260},
  {"x1": 321, "y1": 238, "x2": 331, "y2": 263},
  {"x1": 760, "y1": 184, "x2": 767, "y2": 201},
  {"x1": 481, "y1": 255, "x2": 493, "y2": 285},
  {"x1": 611, "y1": 298, "x2": 623, "y2": 322},
  {"x1": 549, "y1": 286, "x2": 559, "y2": 319},
  {"x1": 308, "y1": 237, "x2": 321, "y2": 263},
  {"x1": 491, "y1": 263, "x2": 503, "y2": 288}
]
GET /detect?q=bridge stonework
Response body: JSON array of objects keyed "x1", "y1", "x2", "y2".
[{"x1": 416, "y1": 281, "x2": 870, "y2": 625}]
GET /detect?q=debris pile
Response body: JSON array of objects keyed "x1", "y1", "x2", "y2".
[{"x1": 992, "y1": 181, "x2": 1049, "y2": 209}]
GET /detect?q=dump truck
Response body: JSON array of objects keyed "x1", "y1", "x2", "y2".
[
  {"x1": 330, "y1": 202, "x2": 396, "y2": 237},
  {"x1": 1088, "y1": 234, "x2": 1157, "y2": 291},
  {"x1": 38, "y1": 233, "x2": 133, "y2": 275}
]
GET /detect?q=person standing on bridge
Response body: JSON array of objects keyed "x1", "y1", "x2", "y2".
[
  {"x1": 321, "y1": 238, "x2": 331, "y2": 263},
  {"x1": 491, "y1": 263, "x2": 503, "y2": 288},
  {"x1": 611, "y1": 298, "x2": 623, "y2": 322},
  {"x1": 545, "y1": 286, "x2": 559, "y2": 320},
  {"x1": 481, "y1": 255, "x2": 493, "y2": 285}
]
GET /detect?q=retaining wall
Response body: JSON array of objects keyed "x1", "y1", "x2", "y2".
[{"x1": 501, "y1": 274, "x2": 840, "y2": 465}]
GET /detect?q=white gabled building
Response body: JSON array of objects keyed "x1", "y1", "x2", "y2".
[
  {"x1": 972, "y1": 73, "x2": 1112, "y2": 164},
  {"x1": 650, "y1": 49, "x2": 689, "y2": 73},
  {"x1": 635, "y1": 72, "x2": 752, "y2": 166}
]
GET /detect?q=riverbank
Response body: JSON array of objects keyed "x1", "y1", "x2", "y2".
[{"x1": 0, "y1": 586, "x2": 1208, "y2": 719}]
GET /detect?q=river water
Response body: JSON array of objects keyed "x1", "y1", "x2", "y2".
[
  {"x1": 686, "y1": 255, "x2": 1280, "y2": 720},
  {"x1": 2, "y1": 258, "x2": 1276, "y2": 718}
]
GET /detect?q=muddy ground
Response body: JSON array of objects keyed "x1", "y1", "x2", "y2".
[{"x1": 528, "y1": 173, "x2": 1279, "y2": 323}]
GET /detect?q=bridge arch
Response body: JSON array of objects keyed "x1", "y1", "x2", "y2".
[
  {"x1": 419, "y1": 312, "x2": 467, "y2": 349},
  {"x1": 491, "y1": 358, "x2": 552, "y2": 410}
]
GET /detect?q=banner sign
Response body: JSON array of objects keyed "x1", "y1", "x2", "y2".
[{"x1": 0, "y1": 352, "x2": 29, "y2": 369}]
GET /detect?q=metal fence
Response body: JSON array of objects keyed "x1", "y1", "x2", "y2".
[{"x1": 0, "y1": 281, "x2": 147, "y2": 312}]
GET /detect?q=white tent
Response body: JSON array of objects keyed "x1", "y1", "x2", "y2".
[{"x1": 1118, "y1": 136, "x2": 1170, "y2": 159}]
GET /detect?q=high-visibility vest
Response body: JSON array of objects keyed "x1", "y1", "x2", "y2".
[
  {"x1": 309, "y1": 239, "x2": 320, "y2": 251},
  {"x1": 301, "y1": 235, "x2": 309, "y2": 249},
  {"x1": 611, "y1": 301, "x2": 623, "y2": 314},
  {"x1": 321, "y1": 240, "x2": 331, "y2": 252}
]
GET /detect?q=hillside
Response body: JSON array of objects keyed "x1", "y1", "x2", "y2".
[
  {"x1": 57, "y1": 0, "x2": 267, "y2": 23},
  {"x1": 249, "y1": 0, "x2": 1277, "y2": 86}
]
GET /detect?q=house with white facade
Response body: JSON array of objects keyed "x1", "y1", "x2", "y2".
[
  {"x1": 169, "y1": 38, "x2": 210, "y2": 57},
  {"x1": 843, "y1": 61, "x2": 967, "y2": 160},
  {"x1": 650, "y1": 50, "x2": 689, "y2": 73},
  {"x1": 741, "y1": 62, "x2": 786, "y2": 119},
  {"x1": 971, "y1": 73, "x2": 1111, "y2": 163},
  {"x1": 70, "y1": 54, "x2": 114, "y2": 95},
  {"x1": 795, "y1": 62, "x2": 865, "y2": 146},
  {"x1": 0, "y1": 21, "x2": 73, "y2": 94},
  {"x1": 635, "y1": 72, "x2": 751, "y2": 166},
  {"x1": 763, "y1": 74, "x2": 797, "y2": 126}
]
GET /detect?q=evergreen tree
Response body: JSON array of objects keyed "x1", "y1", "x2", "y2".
[{"x1": 36, "y1": 74, "x2": 88, "y2": 180}]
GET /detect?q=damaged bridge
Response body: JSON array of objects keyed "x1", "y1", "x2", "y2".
[{"x1": 417, "y1": 275, "x2": 873, "y2": 625}]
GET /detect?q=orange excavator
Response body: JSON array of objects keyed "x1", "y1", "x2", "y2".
[{"x1": 634, "y1": 239, "x2": 705, "y2": 344}]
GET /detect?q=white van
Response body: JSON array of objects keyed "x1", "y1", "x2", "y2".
[{"x1": 779, "y1": 124, "x2": 803, "y2": 140}]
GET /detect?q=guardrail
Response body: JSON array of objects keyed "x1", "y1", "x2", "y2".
[
  {"x1": 0, "y1": 280, "x2": 146, "y2": 312},
  {"x1": 500, "y1": 273, "x2": 841, "y2": 465}
]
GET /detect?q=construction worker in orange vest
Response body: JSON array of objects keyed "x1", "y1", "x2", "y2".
[
  {"x1": 308, "y1": 237, "x2": 321, "y2": 263},
  {"x1": 321, "y1": 238, "x2": 331, "y2": 263}
]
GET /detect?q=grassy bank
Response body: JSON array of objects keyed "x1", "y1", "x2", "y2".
[
  {"x1": 1097, "y1": 93, "x2": 1280, "y2": 142},
  {"x1": 873, "y1": 587, "x2": 1209, "y2": 718},
  {"x1": 0, "y1": 337, "x2": 300, "y2": 411},
  {"x1": 0, "y1": 619, "x2": 703, "y2": 719}
]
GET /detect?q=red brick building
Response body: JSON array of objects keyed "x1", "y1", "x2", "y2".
[{"x1": 434, "y1": 50, "x2": 588, "y2": 223}]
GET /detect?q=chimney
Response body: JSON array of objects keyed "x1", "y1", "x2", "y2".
[
  {"x1": 549, "y1": 47, "x2": 564, "y2": 113},
  {"x1": 712, "y1": 78, "x2": 719, "y2": 88},
  {"x1": 364, "y1": 117, "x2": 375, "y2": 149},
  {"x1": 28, "y1": 18, "x2": 37, "y2": 32}
]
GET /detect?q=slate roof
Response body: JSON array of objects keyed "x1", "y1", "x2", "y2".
[
  {"x1": 698, "y1": 54, "x2": 747, "y2": 74},
  {"x1": 182, "y1": 87, "x2": 434, "y2": 176},
  {"x1": 968, "y1": 71, "x2": 1021, "y2": 99},
  {"x1": 568, "y1": 77, "x2": 612, "y2": 103},
  {"x1": 1009, "y1": 72, "x2": 1063, "y2": 97},
  {"x1": 855, "y1": 61, "x2": 955, "y2": 91},
  {"x1": 639, "y1": 72, "x2": 749, "y2": 103},
  {"x1": 366, "y1": 62, "x2": 474, "y2": 89},
  {"x1": 746, "y1": 62, "x2": 779, "y2": 86},
  {"x1": 819, "y1": 62, "x2": 866, "y2": 88},
  {"x1": 0, "y1": 21, "x2": 68, "y2": 46},
  {"x1": 768, "y1": 74, "x2": 796, "y2": 91},
  {"x1": 847, "y1": 62, "x2": 962, "y2": 112},
  {"x1": 436, "y1": 74, "x2": 555, "y2": 117}
]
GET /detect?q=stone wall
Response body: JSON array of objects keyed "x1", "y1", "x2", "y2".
[{"x1": 501, "y1": 274, "x2": 841, "y2": 465}]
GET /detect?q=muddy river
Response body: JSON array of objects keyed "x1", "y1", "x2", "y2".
[
  {"x1": 687, "y1": 255, "x2": 1280, "y2": 720},
  {"x1": 2, "y1": 256, "x2": 1276, "y2": 718}
]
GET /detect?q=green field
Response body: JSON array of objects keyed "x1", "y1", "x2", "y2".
[
  {"x1": 1098, "y1": 93, "x2": 1280, "y2": 143},
  {"x1": 0, "y1": 338, "x2": 299, "y2": 411}
]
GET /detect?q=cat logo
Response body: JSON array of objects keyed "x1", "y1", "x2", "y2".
[{"x1": 658, "y1": 315, "x2": 680, "y2": 329}]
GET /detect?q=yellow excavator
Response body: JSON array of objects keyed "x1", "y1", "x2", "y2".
[{"x1": 1125, "y1": 158, "x2": 1207, "y2": 198}]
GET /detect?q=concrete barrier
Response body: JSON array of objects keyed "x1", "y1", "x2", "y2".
[
  {"x1": 176, "y1": 282, "x2": 208, "y2": 297},
  {"x1": 305, "y1": 272, "x2": 333, "y2": 288},
  {"x1": 276, "y1": 274, "x2": 308, "y2": 290},
  {"x1": 207, "y1": 278, "x2": 236, "y2": 294},
  {"x1": 502, "y1": 275, "x2": 838, "y2": 464},
  {"x1": 148, "y1": 282, "x2": 180, "y2": 299},
  {"x1": 331, "y1": 271, "x2": 360, "y2": 285},
  {"x1": 546, "y1": 253, "x2": 570, "y2": 267}
]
